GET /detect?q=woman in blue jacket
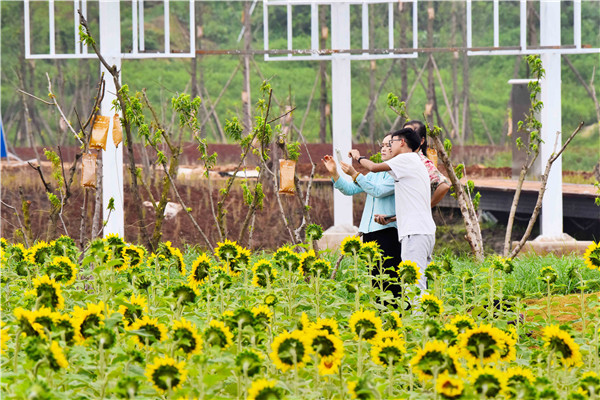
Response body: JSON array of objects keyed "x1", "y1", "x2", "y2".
[{"x1": 322, "y1": 133, "x2": 403, "y2": 307}]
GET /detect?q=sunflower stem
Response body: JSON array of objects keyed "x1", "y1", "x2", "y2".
[
  {"x1": 32, "y1": 359, "x2": 44, "y2": 379},
  {"x1": 12, "y1": 328, "x2": 22, "y2": 372},
  {"x1": 387, "y1": 357, "x2": 394, "y2": 398},
  {"x1": 546, "y1": 280, "x2": 552, "y2": 325},
  {"x1": 357, "y1": 331, "x2": 364, "y2": 377},
  {"x1": 579, "y1": 269, "x2": 587, "y2": 335},
  {"x1": 400, "y1": 277, "x2": 406, "y2": 318}
]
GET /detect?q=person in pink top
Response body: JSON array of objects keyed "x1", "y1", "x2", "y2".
[{"x1": 403, "y1": 120, "x2": 450, "y2": 207}]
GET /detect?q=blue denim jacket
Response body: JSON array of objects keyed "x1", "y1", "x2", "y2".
[{"x1": 333, "y1": 171, "x2": 397, "y2": 234}]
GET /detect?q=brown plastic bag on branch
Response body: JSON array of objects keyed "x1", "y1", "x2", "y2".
[
  {"x1": 279, "y1": 159, "x2": 296, "y2": 195},
  {"x1": 112, "y1": 114, "x2": 123, "y2": 147},
  {"x1": 81, "y1": 153, "x2": 97, "y2": 188},
  {"x1": 90, "y1": 115, "x2": 110, "y2": 150},
  {"x1": 426, "y1": 148, "x2": 438, "y2": 168}
]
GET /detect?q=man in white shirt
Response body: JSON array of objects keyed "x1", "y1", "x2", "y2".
[{"x1": 349, "y1": 128, "x2": 435, "y2": 295}]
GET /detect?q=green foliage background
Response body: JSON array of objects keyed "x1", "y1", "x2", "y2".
[{"x1": 1, "y1": 1, "x2": 598, "y2": 169}]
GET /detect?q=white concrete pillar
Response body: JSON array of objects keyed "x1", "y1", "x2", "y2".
[
  {"x1": 539, "y1": 0, "x2": 562, "y2": 237},
  {"x1": 99, "y1": 1, "x2": 124, "y2": 237},
  {"x1": 330, "y1": 2, "x2": 353, "y2": 227}
]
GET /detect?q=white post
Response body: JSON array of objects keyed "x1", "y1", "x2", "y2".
[
  {"x1": 99, "y1": 1, "x2": 124, "y2": 238},
  {"x1": 539, "y1": 0, "x2": 562, "y2": 237},
  {"x1": 331, "y1": 2, "x2": 353, "y2": 227}
]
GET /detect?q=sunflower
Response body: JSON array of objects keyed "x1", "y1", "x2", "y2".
[
  {"x1": 145, "y1": 356, "x2": 188, "y2": 393},
  {"x1": 371, "y1": 333, "x2": 405, "y2": 367},
  {"x1": 104, "y1": 233, "x2": 127, "y2": 263},
  {"x1": 583, "y1": 242, "x2": 600, "y2": 270},
  {"x1": 128, "y1": 316, "x2": 168, "y2": 348},
  {"x1": 203, "y1": 320, "x2": 234, "y2": 349},
  {"x1": 425, "y1": 261, "x2": 444, "y2": 280},
  {"x1": 252, "y1": 304, "x2": 273, "y2": 326},
  {"x1": 340, "y1": 236, "x2": 362, "y2": 256},
  {"x1": 121, "y1": 244, "x2": 146, "y2": 270},
  {"x1": 437, "y1": 324, "x2": 459, "y2": 346},
  {"x1": 302, "y1": 259, "x2": 331, "y2": 277},
  {"x1": 30, "y1": 307, "x2": 60, "y2": 334},
  {"x1": 215, "y1": 239, "x2": 240, "y2": 263},
  {"x1": 43, "y1": 256, "x2": 78, "y2": 286},
  {"x1": 170, "y1": 246, "x2": 186, "y2": 276},
  {"x1": 421, "y1": 294, "x2": 444, "y2": 316},
  {"x1": 457, "y1": 324, "x2": 505, "y2": 365},
  {"x1": 490, "y1": 255, "x2": 514, "y2": 274},
  {"x1": 32, "y1": 275, "x2": 64, "y2": 310},
  {"x1": 397, "y1": 260, "x2": 421, "y2": 285},
  {"x1": 251, "y1": 259, "x2": 277, "y2": 288},
  {"x1": 506, "y1": 366, "x2": 536, "y2": 399},
  {"x1": 272, "y1": 245, "x2": 295, "y2": 268},
  {"x1": 92, "y1": 327, "x2": 116, "y2": 350},
  {"x1": 229, "y1": 245, "x2": 252, "y2": 276},
  {"x1": 470, "y1": 366, "x2": 508, "y2": 398},
  {"x1": 449, "y1": 315, "x2": 476, "y2": 334},
  {"x1": 72, "y1": 302, "x2": 105, "y2": 343},
  {"x1": 542, "y1": 325, "x2": 583, "y2": 367},
  {"x1": 171, "y1": 318, "x2": 202, "y2": 356},
  {"x1": 147, "y1": 253, "x2": 169, "y2": 270},
  {"x1": 264, "y1": 293, "x2": 278, "y2": 307},
  {"x1": 305, "y1": 223, "x2": 324, "y2": 241},
  {"x1": 307, "y1": 328, "x2": 344, "y2": 361},
  {"x1": 347, "y1": 377, "x2": 376, "y2": 400},
  {"x1": 318, "y1": 355, "x2": 342, "y2": 376},
  {"x1": 270, "y1": 330, "x2": 313, "y2": 372},
  {"x1": 52, "y1": 235, "x2": 78, "y2": 260},
  {"x1": 498, "y1": 328, "x2": 517, "y2": 362},
  {"x1": 359, "y1": 241, "x2": 381, "y2": 263},
  {"x1": 6, "y1": 243, "x2": 27, "y2": 264},
  {"x1": 171, "y1": 283, "x2": 199, "y2": 306},
  {"x1": 298, "y1": 312, "x2": 312, "y2": 331},
  {"x1": 410, "y1": 341, "x2": 464, "y2": 381},
  {"x1": 48, "y1": 340, "x2": 69, "y2": 370},
  {"x1": 313, "y1": 317, "x2": 340, "y2": 337},
  {"x1": 539, "y1": 266, "x2": 558, "y2": 285},
  {"x1": 118, "y1": 294, "x2": 148, "y2": 327},
  {"x1": 349, "y1": 309, "x2": 382, "y2": 343},
  {"x1": 235, "y1": 349, "x2": 263, "y2": 377},
  {"x1": 13, "y1": 307, "x2": 46, "y2": 338},
  {"x1": 299, "y1": 250, "x2": 317, "y2": 275},
  {"x1": 247, "y1": 379, "x2": 283, "y2": 400},
  {"x1": 228, "y1": 307, "x2": 256, "y2": 332},
  {"x1": 72, "y1": 301, "x2": 104, "y2": 343},
  {"x1": 436, "y1": 372, "x2": 464, "y2": 399},
  {"x1": 578, "y1": 371, "x2": 600, "y2": 397},
  {"x1": 0, "y1": 323, "x2": 9, "y2": 354},
  {"x1": 281, "y1": 251, "x2": 301, "y2": 272},
  {"x1": 187, "y1": 253, "x2": 211, "y2": 287},
  {"x1": 27, "y1": 241, "x2": 53, "y2": 265}
]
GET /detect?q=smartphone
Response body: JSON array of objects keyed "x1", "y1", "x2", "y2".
[
  {"x1": 382, "y1": 215, "x2": 395, "y2": 222},
  {"x1": 335, "y1": 148, "x2": 343, "y2": 163}
]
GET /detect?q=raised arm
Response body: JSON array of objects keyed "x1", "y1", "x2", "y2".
[{"x1": 348, "y1": 150, "x2": 391, "y2": 173}]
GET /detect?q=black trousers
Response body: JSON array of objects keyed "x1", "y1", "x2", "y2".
[{"x1": 363, "y1": 227, "x2": 402, "y2": 299}]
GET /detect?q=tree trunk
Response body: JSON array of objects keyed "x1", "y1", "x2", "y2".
[{"x1": 399, "y1": 3, "x2": 408, "y2": 108}]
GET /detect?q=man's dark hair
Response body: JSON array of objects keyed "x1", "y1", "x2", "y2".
[
  {"x1": 403, "y1": 120, "x2": 427, "y2": 155},
  {"x1": 391, "y1": 128, "x2": 420, "y2": 152}
]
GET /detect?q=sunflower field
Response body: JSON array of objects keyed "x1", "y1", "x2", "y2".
[{"x1": 1, "y1": 234, "x2": 599, "y2": 399}]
